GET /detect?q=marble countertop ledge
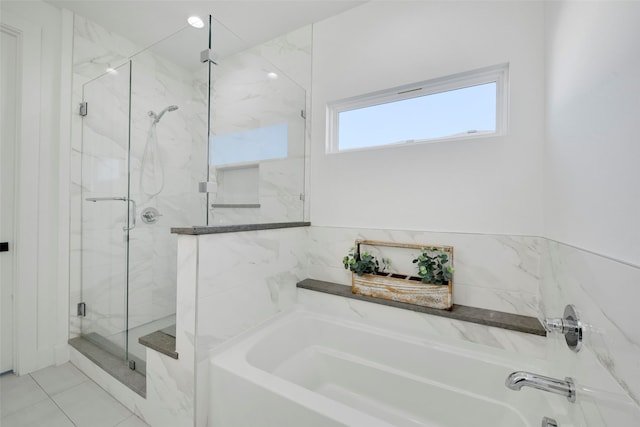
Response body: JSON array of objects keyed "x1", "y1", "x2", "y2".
[
  {"x1": 138, "y1": 331, "x2": 178, "y2": 359},
  {"x1": 171, "y1": 221, "x2": 311, "y2": 235},
  {"x1": 297, "y1": 279, "x2": 546, "y2": 337}
]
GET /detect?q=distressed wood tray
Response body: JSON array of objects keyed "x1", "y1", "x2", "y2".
[{"x1": 351, "y1": 240, "x2": 453, "y2": 310}]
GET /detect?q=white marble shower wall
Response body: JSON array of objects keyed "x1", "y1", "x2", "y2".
[
  {"x1": 208, "y1": 28, "x2": 309, "y2": 225},
  {"x1": 128, "y1": 44, "x2": 208, "y2": 330},
  {"x1": 70, "y1": 13, "x2": 208, "y2": 339},
  {"x1": 540, "y1": 241, "x2": 640, "y2": 425}
]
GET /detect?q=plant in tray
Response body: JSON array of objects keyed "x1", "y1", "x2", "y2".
[
  {"x1": 343, "y1": 247, "x2": 389, "y2": 276},
  {"x1": 412, "y1": 247, "x2": 454, "y2": 285}
]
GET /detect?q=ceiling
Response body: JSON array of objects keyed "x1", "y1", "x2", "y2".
[{"x1": 45, "y1": 0, "x2": 366, "y2": 54}]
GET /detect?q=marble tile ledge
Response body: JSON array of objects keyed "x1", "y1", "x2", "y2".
[
  {"x1": 139, "y1": 330, "x2": 178, "y2": 360},
  {"x1": 171, "y1": 221, "x2": 310, "y2": 235},
  {"x1": 297, "y1": 279, "x2": 546, "y2": 336}
]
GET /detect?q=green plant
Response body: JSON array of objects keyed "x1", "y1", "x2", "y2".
[
  {"x1": 343, "y1": 247, "x2": 388, "y2": 276},
  {"x1": 412, "y1": 247, "x2": 453, "y2": 285}
]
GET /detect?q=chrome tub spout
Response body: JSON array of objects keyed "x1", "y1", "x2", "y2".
[{"x1": 506, "y1": 371, "x2": 576, "y2": 402}]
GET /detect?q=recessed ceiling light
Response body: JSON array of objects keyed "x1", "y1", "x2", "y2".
[
  {"x1": 105, "y1": 64, "x2": 118, "y2": 75},
  {"x1": 187, "y1": 16, "x2": 204, "y2": 29},
  {"x1": 267, "y1": 72, "x2": 278, "y2": 80}
]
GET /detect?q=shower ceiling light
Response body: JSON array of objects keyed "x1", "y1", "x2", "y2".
[
  {"x1": 188, "y1": 16, "x2": 204, "y2": 29},
  {"x1": 267, "y1": 72, "x2": 278, "y2": 80}
]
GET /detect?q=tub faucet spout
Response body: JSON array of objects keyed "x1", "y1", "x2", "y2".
[{"x1": 506, "y1": 371, "x2": 576, "y2": 402}]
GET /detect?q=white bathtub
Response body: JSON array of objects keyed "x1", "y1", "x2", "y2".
[{"x1": 209, "y1": 308, "x2": 569, "y2": 427}]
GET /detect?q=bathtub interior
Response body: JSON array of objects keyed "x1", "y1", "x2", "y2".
[
  {"x1": 269, "y1": 344, "x2": 534, "y2": 427},
  {"x1": 211, "y1": 309, "x2": 572, "y2": 427}
]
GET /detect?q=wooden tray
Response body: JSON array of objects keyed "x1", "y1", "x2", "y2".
[{"x1": 351, "y1": 240, "x2": 453, "y2": 310}]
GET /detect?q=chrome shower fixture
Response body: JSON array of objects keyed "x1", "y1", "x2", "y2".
[
  {"x1": 148, "y1": 105, "x2": 179, "y2": 124},
  {"x1": 544, "y1": 304, "x2": 583, "y2": 352}
]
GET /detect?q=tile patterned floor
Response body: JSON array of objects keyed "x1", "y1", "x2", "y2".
[{"x1": 0, "y1": 363, "x2": 149, "y2": 427}]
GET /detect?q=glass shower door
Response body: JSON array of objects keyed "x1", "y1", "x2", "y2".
[
  {"x1": 125, "y1": 25, "x2": 210, "y2": 373},
  {"x1": 80, "y1": 61, "x2": 132, "y2": 361},
  {"x1": 77, "y1": 22, "x2": 211, "y2": 375}
]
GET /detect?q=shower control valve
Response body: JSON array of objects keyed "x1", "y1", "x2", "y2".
[
  {"x1": 141, "y1": 207, "x2": 162, "y2": 225},
  {"x1": 544, "y1": 304, "x2": 583, "y2": 352}
]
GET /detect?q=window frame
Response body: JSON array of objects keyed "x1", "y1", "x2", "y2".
[{"x1": 326, "y1": 63, "x2": 509, "y2": 154}]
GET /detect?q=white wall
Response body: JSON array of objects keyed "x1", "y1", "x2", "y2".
[
  {"x1": 544, "y1": 1, "x2": 640, "y2": 266},
  {"x1": 310, "y1": 1, "x2": 545, "y2": 235},
  {"x1": 0, "y1": 0, "x2": 70, "y2": 373}
]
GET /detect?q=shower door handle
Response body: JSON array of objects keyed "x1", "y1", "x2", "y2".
[
  {"x1": 85, "y1": 197, "x2": 127, "y2": 202},
  {"x1": 123, "y1": 199, "x2": 137, "y2": 231},
  {"x1": 85, "y1": 197, "x2": 136, "y2": 231}
]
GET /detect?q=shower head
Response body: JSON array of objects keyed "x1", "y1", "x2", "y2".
[{"x1": 148, "y1": 105, "x2": 179, "y2": 124}]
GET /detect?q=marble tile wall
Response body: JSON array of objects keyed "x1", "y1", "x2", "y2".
[
  {"x1": 209, "y1": 158, "x2": 305, "y2": 225},
  {"x1": 208, "y1": 30, "x2": 308, "y2": 225},
  {"x1": 540, "y1": 240, "x2": 640, "y2": 425},
  {"x1": 127, "y1": 43, "x2": 208, "y2": 330},
  {"x1": 297, "y1": 288, "x2": 546, "y2": 358},
  {"x1": 189, "y1": 227, "x2": 308, "y2": 426},
  {"x1": 307, "y1": 226, "x2": 542, "y2": 317}
]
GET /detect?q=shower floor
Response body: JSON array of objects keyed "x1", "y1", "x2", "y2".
[{"x1": 77, "y1": 314, "x2": 176, "y2": 377}]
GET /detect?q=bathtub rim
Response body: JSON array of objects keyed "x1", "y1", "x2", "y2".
[
  {"x1": 208, "y1": 305, "x2": 549, "y2": 370},
  {"x1": 208, "y1": 306, "x2": 561, "y2": 427}
]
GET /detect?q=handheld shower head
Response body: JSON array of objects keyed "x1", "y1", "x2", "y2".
[{"x1": 148, "y1": 105, "x2": 179, "y2": 124}]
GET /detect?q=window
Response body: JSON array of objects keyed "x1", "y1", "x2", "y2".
[
  {"x1": 211, "y1": 123, "x2": 288, "y2": 166},
  {"x1": 326, "y1": 64, "x2": 508, "y2": 153}
]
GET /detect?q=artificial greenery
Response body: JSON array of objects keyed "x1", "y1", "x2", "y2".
[
  {"x1": 343, "y1": 247, "x2": 388, "y2": 276},
  {"x1": 412, "y1": 247, "x2": 454, "y2": 285}
]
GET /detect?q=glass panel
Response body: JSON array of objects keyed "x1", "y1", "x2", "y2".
[
  {"x1": 80, "y1": 61, "x2": 131, "y2": 360},
  {"x1": 208, "y1": 18, "x2": 307, "y2": 225},
  {"x1": 126, "y1": 24, "x2": 209, "y2": 372}
]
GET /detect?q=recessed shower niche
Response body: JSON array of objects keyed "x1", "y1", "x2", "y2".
[{"x1": 69, "y1": 13, "x2": 308, "y2": 381}]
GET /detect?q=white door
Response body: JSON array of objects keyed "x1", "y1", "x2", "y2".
[{"x1": 0, "y1": 26, "x2": 18, "y2": 374}]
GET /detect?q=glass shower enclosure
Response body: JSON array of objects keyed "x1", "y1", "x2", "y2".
[
  {"x1": 73, "y1": 13, "x2": 308, "y2": 379},
  {"x1": 78, "y1": 23, "x2": 210, "y2": 374}
]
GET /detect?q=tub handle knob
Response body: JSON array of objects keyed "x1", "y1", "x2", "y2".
[{"x1": 543, "y1": 304, "x2": 582, "y2": 353}]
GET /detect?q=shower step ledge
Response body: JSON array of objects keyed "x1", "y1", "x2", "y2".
[
  {"x1": 297, "y1": 279, "x2": 546, "y2": 337},
  {"x1": 138, "y1": 330, "x2": 178, "y2": 359},
  {"x1": 69, "y1": 336, "x2": 146, "y2": 397}
]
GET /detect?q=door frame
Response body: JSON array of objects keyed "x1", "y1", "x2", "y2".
[
  {"x1": 1, "y1": 12, "x2": 42, "y2": 375},
  {"x1": 0, "y1": 25, "x2": 18, "y2": 374}
]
